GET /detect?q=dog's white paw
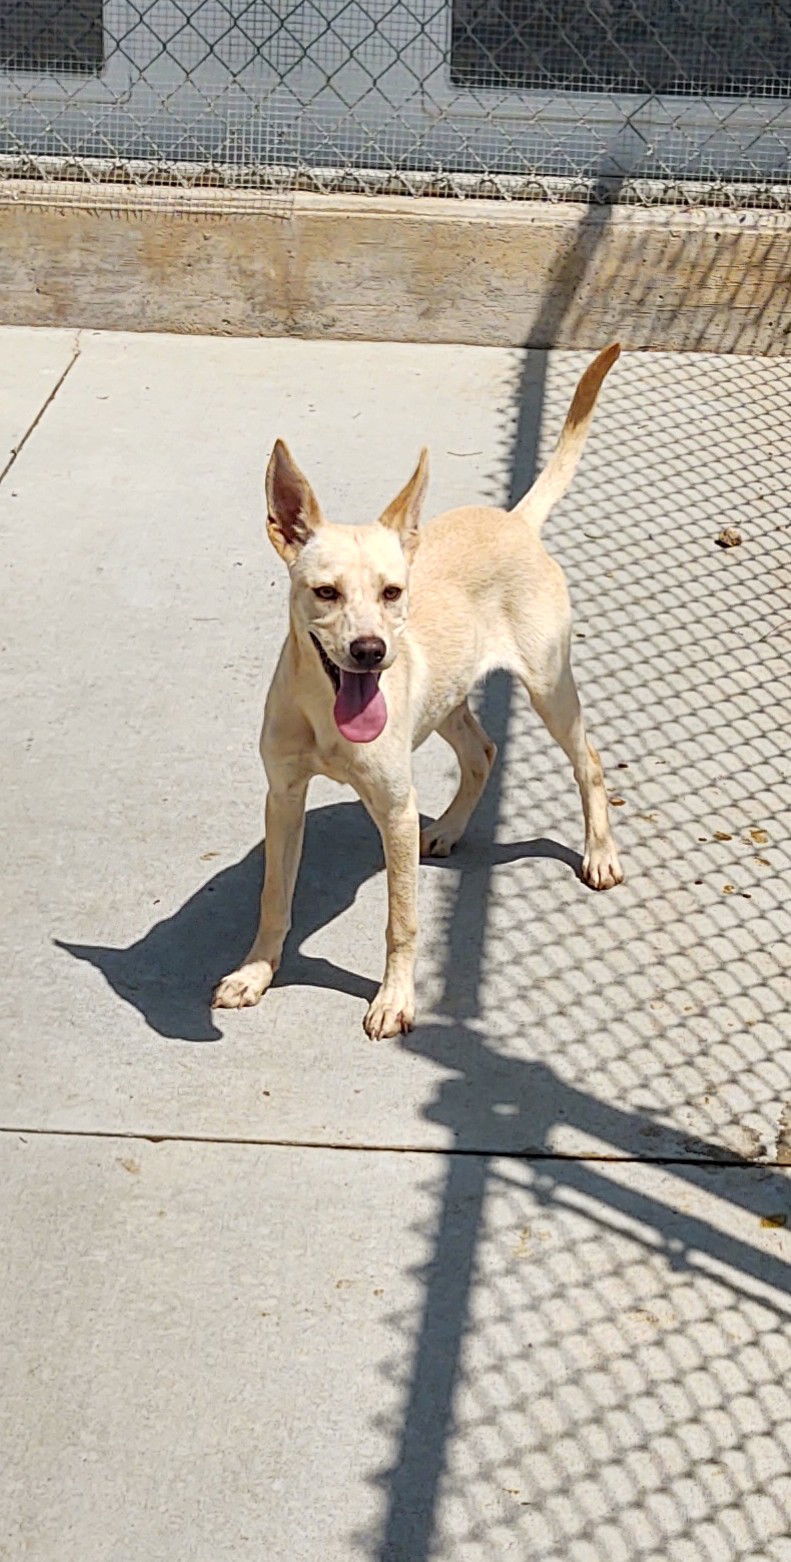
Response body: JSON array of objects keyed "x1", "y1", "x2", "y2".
[
  {"x1": 582, "y1": 841, "x2": 624, "y2": 891},
  {"x1": 364, "y1": 984, "x2": 415, "y2": 1040},
  {"x1": 420, "y1": 822, "x2": 458, "y2": 859},
  {"x1": 212, "y1": 961, "x2": 275, "y2": 1009}
]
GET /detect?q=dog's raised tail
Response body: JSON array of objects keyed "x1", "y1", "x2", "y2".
[{"x1": 511, "y1": 342, "x2": 620, "y2": 531}]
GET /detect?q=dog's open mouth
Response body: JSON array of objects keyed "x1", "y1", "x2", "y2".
[
  {"x1": 310, "y1": 633, "x2": 387, "y2": 744},
  {"x1": 311, "y1": 633, "x2": 341, "y2": 692}
]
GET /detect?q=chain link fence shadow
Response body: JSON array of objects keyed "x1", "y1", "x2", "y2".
[{"x1": 350, "y1": 204, "x2": 791, "y2": 1559}]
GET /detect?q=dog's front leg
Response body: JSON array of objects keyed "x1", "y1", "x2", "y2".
[
  {"x1": 213, "y1": 771, "x2": 308, "y2": 1010},
  {"x1": 361, "y1": 786, "x2": 420, "y2": 1039}
]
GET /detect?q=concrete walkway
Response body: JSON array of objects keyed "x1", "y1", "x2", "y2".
[{"x1": 1, "y1": 329, "x2": 789, "y2": 1561}]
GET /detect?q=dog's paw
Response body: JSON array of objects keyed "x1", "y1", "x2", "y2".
[
  {"x1": 212, "y1": 961, "x2": 274, "y2": 1009},
  {"x1": 581, "y1": 841, "x2": 624, "y2": 891},
  {"x1": 364, "y1": 985, "x2": 415, "y2": 1040},
  {"x1": 420, "y1": 822, "x2": 457, "y2": 859}
]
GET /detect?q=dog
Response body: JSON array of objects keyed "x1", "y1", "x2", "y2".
[{"x1": 213, "y1": 343, "x2": 623, "y2": 1038}]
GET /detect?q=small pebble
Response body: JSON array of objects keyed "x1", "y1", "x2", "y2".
[{"x1": 715, "y1": 527, "x2": 742, "y2": 548}]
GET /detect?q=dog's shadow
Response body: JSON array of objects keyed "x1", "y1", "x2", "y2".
[{"x1": 55, "y1": 801, "x2": 582, "y2": 1042}]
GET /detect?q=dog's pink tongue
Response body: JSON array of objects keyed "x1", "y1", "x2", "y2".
[{"x1": 334, "y1": 671, "x2": 387, "y2": 743}]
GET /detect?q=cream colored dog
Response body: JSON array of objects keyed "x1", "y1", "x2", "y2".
[{"x1": 213, "y1": 343, "x2": 623, "y2": 1038}]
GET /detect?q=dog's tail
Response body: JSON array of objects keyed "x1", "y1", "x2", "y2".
[{"x1": 511, "y1": 342, "x2": 620, "y2": 531}]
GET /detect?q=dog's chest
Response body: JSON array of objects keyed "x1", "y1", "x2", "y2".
[
  {"x1": 316, "y1": 754, "x2": 351, "y2": 785},
  {"x1": 310, "y1": 728, "x2": 354, "y2": 785}
]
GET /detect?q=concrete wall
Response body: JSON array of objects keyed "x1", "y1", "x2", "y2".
[{"x1": 1, "y1": 185, "x2": 789, "y2": 352}]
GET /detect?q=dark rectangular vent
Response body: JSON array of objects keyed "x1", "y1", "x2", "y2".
[
  {"x1": 450, "y1": 0, "x2": 791, "y2": 98},
  {"x1": 0, "y1": 0, "x2": 104, "y2": 74}
]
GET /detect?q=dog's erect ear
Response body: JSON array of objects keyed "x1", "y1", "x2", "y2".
[
  {"x1": 378, "y1": 448, "x2": 429, "y2": 559},
  {"x1": 266, "y1": 440, "x2": 324, "y2": 561}
]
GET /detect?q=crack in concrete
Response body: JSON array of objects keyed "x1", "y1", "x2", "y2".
[
  {"x1": 0, "y1": 1123, "x2": 786, "y2": 1168},
  {"x1": 0, "y1": 330, "x2": 82, "y2": 486}
]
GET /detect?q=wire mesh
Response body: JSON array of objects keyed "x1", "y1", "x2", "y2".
[{"x1": 0, "y1": 0, "x2": 789, "y2": 210}]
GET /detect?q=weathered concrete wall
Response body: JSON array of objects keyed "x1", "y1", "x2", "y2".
[{"x1": 1, "y1": 186, "x2": 788, "y2": 352}]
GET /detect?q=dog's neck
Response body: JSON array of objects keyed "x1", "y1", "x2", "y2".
[{"x1": 290, "y1": 619, "x2": 321, "y2": 668}]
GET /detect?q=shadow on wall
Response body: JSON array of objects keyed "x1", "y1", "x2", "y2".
[{"x1": 519, "y1": 204, "x2": 791, "y2": 356}]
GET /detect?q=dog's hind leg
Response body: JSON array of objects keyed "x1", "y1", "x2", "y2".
[
  {"x1": 420, "y1": 701, "x2": 497, "y2": 859},
  {"x1": 519, "y1": 643, "x2": 623, "y2": 890}
]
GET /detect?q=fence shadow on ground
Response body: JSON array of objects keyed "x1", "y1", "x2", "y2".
[
  {"x1": 370, "y1": 1035, "x2": 791, "y2": 1561},
  {"x1": 361, "y1": 195, "x2": 791, "y2": 1560}
]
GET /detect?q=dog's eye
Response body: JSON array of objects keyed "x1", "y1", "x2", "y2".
[
  {"x1": 313, "y1": 585, "x2": 340, "y2": 601},
  {"x1": 382, "y1": 586, "x2": 403, "y2": 603}
]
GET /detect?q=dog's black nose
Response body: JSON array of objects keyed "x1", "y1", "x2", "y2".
[{"x1": 350, "y1": 635, "x2": 386, "y2": 669}]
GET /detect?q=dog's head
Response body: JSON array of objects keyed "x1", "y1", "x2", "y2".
[{"x1": 265, "y1": 439, "x2": 429, "y2": 743}]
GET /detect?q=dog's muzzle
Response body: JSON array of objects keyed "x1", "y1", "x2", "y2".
[{"x1": 309, "y1": 632, "x2": 388, "y2": 744}]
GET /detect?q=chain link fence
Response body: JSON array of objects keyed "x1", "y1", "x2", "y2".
[{"x1": 0, "y1": 0, "x2": 790, "y2": 209}]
